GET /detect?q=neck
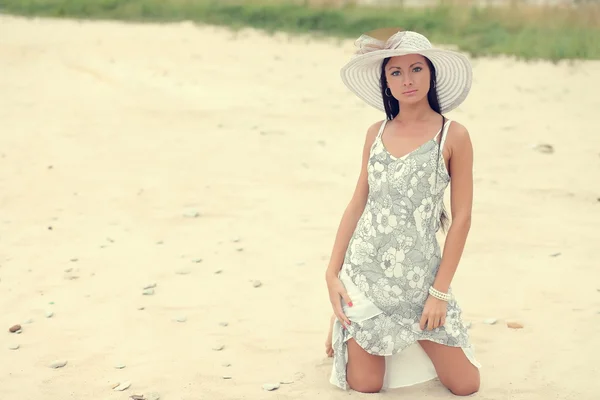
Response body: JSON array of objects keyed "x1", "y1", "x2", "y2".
[{"x1": 395, "y1": 99, "x2": 434, "y2": 122}]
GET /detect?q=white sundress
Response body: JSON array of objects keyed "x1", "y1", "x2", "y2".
[{"x1": 330, "y1": 118, "x2": 481, "y2": 390}]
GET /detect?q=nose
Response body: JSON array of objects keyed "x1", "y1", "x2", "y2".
[{"x1": 402, "y1": 76, "x2": 414, "y2": 87}]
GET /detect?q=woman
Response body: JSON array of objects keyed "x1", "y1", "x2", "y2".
[{"x1": 325, "y1": 29, "x2": 482, "y2": 396}]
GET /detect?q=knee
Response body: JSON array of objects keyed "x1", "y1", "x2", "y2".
[
  {"x1": 447, "y1": 379, "x2": 480, "y2": 396},
  {"x1": 348, "y1": 375, "x2": 383, "y2": 393}
]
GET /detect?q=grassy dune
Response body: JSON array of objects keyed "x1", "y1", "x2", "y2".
[{"x1": 1, "y1": 0, "x2": 599, "y2": 61}]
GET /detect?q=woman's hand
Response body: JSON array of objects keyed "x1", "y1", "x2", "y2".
[
  {"x1": 419, "y1": 295, "x2": 448, "y2": 331},
  {"x1": 326, "y1": 274, "x2": 353, "y2": 329}
]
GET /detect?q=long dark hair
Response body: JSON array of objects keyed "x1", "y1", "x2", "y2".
[{"x1": 380, "y1": 56, "x2": 450, "y2": 232}]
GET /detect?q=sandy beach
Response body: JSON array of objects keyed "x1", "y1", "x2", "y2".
[{"x1": 1, "y1": 14, "x2": 599, "y2": 400}]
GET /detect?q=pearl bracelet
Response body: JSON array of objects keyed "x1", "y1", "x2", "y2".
[{"x1": 428, "y1": 286, "x2": 451, "y2": 302}]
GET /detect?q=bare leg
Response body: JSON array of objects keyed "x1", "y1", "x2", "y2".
[
  {"x1": 325, "y1": 314, "x2": 335, "y2": 357},
  {"x1": 346, "y1": 338, "x2": 385, "y2": 393},
  {"x1": 419, "y1": 340, "x2": 480, "y2": 396}
]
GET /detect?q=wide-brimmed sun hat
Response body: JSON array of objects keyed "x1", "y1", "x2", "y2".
[{"x1": 340, "y1": 27, "x2": 473, "y2": 114}]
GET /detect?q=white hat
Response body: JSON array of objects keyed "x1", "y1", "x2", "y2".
[{"x1": 340, "y1": 28, "x2": 473, "y2": 114}]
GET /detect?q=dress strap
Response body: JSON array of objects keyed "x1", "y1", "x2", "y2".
[
  {"x1": 435, "y1": 118, "x2": 452, "y2": 150},
  {"x1": 376, "y1": 119, "x2": 388, "y2": 140}
]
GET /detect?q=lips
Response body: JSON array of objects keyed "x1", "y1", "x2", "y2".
[{"x1": 403, "y1": 89, "x2": 417, "y2": 95}]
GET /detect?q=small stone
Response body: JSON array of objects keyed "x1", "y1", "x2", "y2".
[
  {"x1": 174, "y1": 316, "x2": 187, "y2": 323},
  {"x1": 142, "y1": 288, "x2": 155, "y2": 296},
  {"x1": 550, "y1": 252, "x2": 561, "y2": 257},
  {"x1": 222, "y1": 363, "x2": 231, "y2": 367},
  {"x1": 130, "y1": 395, "x2": 145, "y2": 400},
  {"x1": 113, "y1": 381, "x2": 132, "y2": 391},
  {"x1": 507, "y1": 321, "x2": 524, "y2": 329},
  {"x1": 222, "y1": 375, "x2": 232, "y2": 380},
  {"x1": 70, "y1": 258, "x2": 78, "y2": 262},
  {"x1": 253, "y1": 280, "x2": 262, "y2": 288},
  {"x1": 9, "y1": 324, "x2": 21, "y2": 333},
  {"x1": 175, "y1": 268, "x2": 191, "y2": 275},
  {"x1": 138, "y1": 307, "x2": 145, "y2": 310},
  {"x1": 23, "y1": 318, "x2": 33, "y2": 324},
  {"x1": 232, "y1": 237, "x2": 241, "y2": 243},
  {"x1": 146, "y1": 393, "x2": 160, "y2": 400},
  {"x1": 183, "y1": 210, "x2": 201, "y2": 218},
  {"x1": 533, "y1": 143, "x2": 554, "y2": 154},
  {"x1": 213, "y1": 345, "x2": 225, "y2": 351},
  {"x1": 46, "y1": 311, "x2": 54, "y2": 318},
  {"x1": 236, "y1": 247, "x2": 244, "y2": 252},
  {"x1": 156, "y1": 241, "x2": 164, "y2": 245},
  {"x1": 464, "y1": 322, "x2": 472, "y2": 329},
  {"x1": 143, "y1": 283, "x2": 157, "y2": 290},
  {"x1": 8, "y1": 344, "x2": 20, "y2": 350},
  {"x1": 49, "y1": 359, "x2": 68, "y2": 369},
  {"x1": 280, "y1": 379, "x2": 294, "y2": 384},
  {"x1": 219, "y1": 322, "x2": 229, "y2": 327},
  {"x1": 483, "y1": 318, "x2": 497, "y2": 325},
  {"x1": 65, "y1": 268, "x2": 73, "y2": 273},
  {"x1": 214, "y1": 269, "x2": 223, "y2": 274},
  {"x1": 262, "y1": 383, "x2": 280, "y2": 391},
  {"x1": 115, "y1": 364, "x2": 126, "y2": 369},
  {"x1": 191, "y1": 258, "x2": 203, "y2": 263}
]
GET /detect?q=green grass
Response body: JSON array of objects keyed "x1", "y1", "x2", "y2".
[{"x1": 1, "y1": 0, "x2": 599, "y2": 61}]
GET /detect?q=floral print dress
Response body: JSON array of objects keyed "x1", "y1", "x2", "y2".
[{"x1": 329, "y1": 118, "x2": 481, "y2": 390}]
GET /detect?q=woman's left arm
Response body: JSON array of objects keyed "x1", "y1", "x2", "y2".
[{"x1": 432, "y1": 122, "x2": 474, "y2": 293}]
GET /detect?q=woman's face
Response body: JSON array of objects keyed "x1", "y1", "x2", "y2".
[{"x1": 385, "y1": 54, "x2": 431, "y2": 105}]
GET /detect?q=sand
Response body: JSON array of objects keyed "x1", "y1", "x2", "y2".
[{"x1": 1, "y1": 13, "x2": 599, "y2": 400}]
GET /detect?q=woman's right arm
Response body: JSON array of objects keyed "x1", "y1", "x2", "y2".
[{"x1": 325, "y1": 120, "x2": 383, "y2": 325}]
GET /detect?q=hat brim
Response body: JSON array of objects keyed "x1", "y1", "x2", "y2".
[{"x1": 340, "y1": 49, "x2": 472, "y2": 114}]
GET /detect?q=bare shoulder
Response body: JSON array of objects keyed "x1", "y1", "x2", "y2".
[
  {"x1": 447, "y1": 120, "x2": 473, "y2": 154},
  {"x1": 364, "y1": 119, "x2": 385, "y2": 146}
]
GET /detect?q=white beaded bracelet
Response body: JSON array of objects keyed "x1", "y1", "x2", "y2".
[{"x1": 428, "y1": 286, "x2": 451, "y2": 302}]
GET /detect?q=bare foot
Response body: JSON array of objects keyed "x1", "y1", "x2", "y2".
[{"x1": 325, "y1": 314, "x2": 335, "y2": 357}]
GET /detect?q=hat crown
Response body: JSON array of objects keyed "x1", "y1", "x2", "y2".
[{"x1": 388, "y1": 31, "x2": 432, "y2": 52}]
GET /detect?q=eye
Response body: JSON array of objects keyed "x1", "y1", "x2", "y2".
[
  {"x1": 413, "y1": 66, "x2": 422, "y2": 72},
  {"x1": 391, "y1": 71, "x2": 400, "y2": 76}
]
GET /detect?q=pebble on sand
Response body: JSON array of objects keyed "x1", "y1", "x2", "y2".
[
  {"x1": 222, "y1": 375, "x2": 232, "y2": 380},
  {"x1": 175, "y1": 268, "x2": 191, "y2": 275},
  {"x1": 262, "y1": 383, "x2": 280, "y2": 391},
  {"x1": 253, "y1": 280, "x2": 262, "y2": 288},
  {"x1": 8, "y1": 344, "x2": 20, "y2": 350},
  {"x1": 212, "y1": 345, "x2": 225, "y2": 351},
  {"x1": 183, "y1": 210, "x2": 201, "y2": 218},
  {"x1": 142, "y1": 288, "x2": 155, "y2": 296},
  {"x1": 532, "y1": 143, "x2": 554, "y2": 154},
  {"x1": 46, "y1": 311, "x2": 54, "y2": 318},
  {"x1": 113, "y1": 381, "x2": 132, "y2": 391},
  {"x1": 507, "y1": 321, "x2": 524, "y2": 329},
  {"x1": 483, "y1": 318, "x2": 497, "y2": 325},
  {"x1": 143, "y1": 283, "x2": 157, "y2": 290},
  {"x1": 9, "y1": 324, "x2": 21, "y2": 333},
  {"x1": 49, "y1": 360, "x2": 68, "y2": 369},
  {"x1": 115, "y1": 364, "x2": 126, "y2": 369},
  {"x1": 174, "y1": 316, "x2": 187, "y2": 323}
]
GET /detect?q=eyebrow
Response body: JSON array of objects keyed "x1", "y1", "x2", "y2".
[{"x1": 388, "y1": 62, "x2": 424, "y2": 70}]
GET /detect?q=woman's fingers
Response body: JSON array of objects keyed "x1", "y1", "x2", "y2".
[
  {"x1": 340, "y1": 290, "x2": 353, "y2": 308},
  {"x1": 419, "y1": 313, "x2": 428, "y2": 330}
]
